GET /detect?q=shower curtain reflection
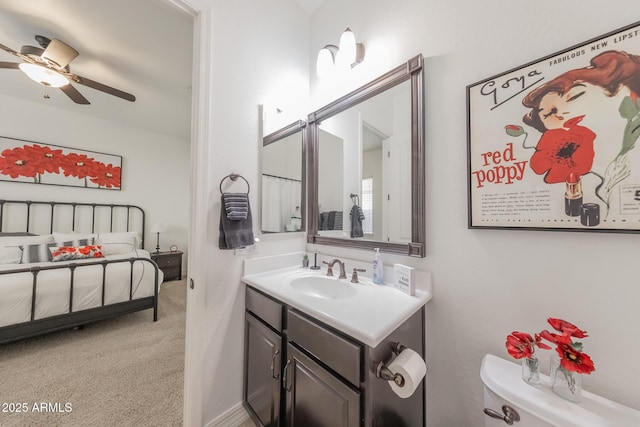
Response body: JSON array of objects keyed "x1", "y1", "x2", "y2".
[{"x1": 261, "y1": 174, "x2": 301, "y2": 232}]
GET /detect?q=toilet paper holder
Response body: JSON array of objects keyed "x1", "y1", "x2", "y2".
[{"x1": 375, "y1": 342, "x2": 408, "y2": 387}]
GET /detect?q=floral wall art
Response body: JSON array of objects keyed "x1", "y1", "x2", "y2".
[
  {"x1": 0, "y1": 136, "x2": 122, "y2": 190},
  {"x1": 467, "y1": 21, "x2": 640, "y2": 232}
]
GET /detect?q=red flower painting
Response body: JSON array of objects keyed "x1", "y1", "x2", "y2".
[
  {"x1": 27, "y1": 144, "x2": 64, "y2": 174},
  {"x1": 0, "y1": 139, "x2": 121, "y2": 189},
  {"x1": 61, "y1": 152, "x2": 99, "y2": 179},
  {"x1": 90, "y1": 163, "x2": 122, "y2": 188},
  {"x1": 0, "y1": 146, "x2": 39, "y2": 179},
  {"x1": 529, "y1": 116, "x2": 596, "y2": 183}
]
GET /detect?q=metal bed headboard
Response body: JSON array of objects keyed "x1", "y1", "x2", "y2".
[{"x1": 0, "y1": 200, "x2": 146, "y2": 249}]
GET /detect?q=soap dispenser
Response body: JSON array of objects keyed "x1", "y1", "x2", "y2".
[{"x1": 373, "y1": 248, "x2": 384, "y2": 285}]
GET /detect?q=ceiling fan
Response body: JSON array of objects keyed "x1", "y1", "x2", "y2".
[{"x1": 0, "y1": 35, "x2": 135, "y2": 104}]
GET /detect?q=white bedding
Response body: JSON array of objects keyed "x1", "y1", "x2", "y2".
[{"x1": 0, "y1": 249, "x2": 163, "y2": 328}]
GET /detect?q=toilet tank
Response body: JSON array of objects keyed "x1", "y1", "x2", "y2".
[{"x1": 481, "y1": 354, "x2": 640, "y2": 427}]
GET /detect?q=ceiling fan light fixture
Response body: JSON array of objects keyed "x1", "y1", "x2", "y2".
[{"x1": 18, "y1": 63, "x2": 69, "y2": 88}]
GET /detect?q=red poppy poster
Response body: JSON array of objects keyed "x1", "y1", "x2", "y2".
[
  {"x1": 0, "y1": 136, "x2": 122, "y2": 190},
  {"x1": 467, "y1": 21, "x2": 640, "y2": 232}
]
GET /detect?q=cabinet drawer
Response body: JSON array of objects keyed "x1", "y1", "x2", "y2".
[
  {"x1": 156, "y1": 256, "x2": 180, "y2": 267},
  {"x1": 287, "y1": 309, "x2": 361, "y2": 386},
  {"x1": 246, "y1": 286, "x2": 283, "y2": 331},
  {"x1": 161, "y1": 266, "x2": 180, "y2": 280}
]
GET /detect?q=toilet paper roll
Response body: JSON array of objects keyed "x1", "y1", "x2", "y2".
[{"x1": 387, "y1": 348, "x2": 426, "y2": 399}]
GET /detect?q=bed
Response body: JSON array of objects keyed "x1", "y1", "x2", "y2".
[{"x1": 0, "y1": 199, "x2": 162, "y2": 344}]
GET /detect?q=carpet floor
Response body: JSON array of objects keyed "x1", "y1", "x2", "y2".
[{"x1": 0, "y1": 279, "x2": 186, "y2": 427}]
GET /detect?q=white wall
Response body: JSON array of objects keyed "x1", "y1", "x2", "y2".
[
  {"x1": 189, "y1": 1, "x2": 640, "y2": 426},
  {"x1": 184, "y1": 0, "x2": 310, "y2": 424},
  {"x1": 0, "y1": 93, "x2": 190, "y2": 263},
  {"x1": 308, "y1": 1, "x2": 640, "y2": 426}
]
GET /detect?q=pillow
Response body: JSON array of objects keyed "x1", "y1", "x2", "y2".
[
  {"x1": 0, "y1": 232, "x2": 36, "y2": 237},
  {"x1": 20, "y1": 243, "x2": 55, "y2": 263},
  {"x1": 94, "y1": 232, "x2": 137, "y2": 255},
  {"x1": 60, "y1": 238, "x2": 90, "y2": 247},
  {"x1": 18, "y1": 239, "x2": 90, "y2": 264},
  {"x1": 0, "y1": 246, "x2": 22, "y2": 264},
  {"x1": 0, "y1": 234, "x2": 54, "y2": 246},
  {"x1": 53, "y1": 232, "x2": 95, "y2": 244},
  {"x1": 50, "y1": 245, "x2": 104, "y2": 262},
  {"x1": 102, "y1": 232, "x2": 142, "y2": 248}
]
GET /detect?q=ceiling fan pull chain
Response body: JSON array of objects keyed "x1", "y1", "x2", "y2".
[{"x1": 43, "y1": 85, "x2": 50, "y2": 99}]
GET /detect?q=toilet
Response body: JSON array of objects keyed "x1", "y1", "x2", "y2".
[{"x1": 481, "y1": 354, "x2": 640, "y2": 426}]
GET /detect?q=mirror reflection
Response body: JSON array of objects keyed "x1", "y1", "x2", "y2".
[
  {"x1": 317, "y1": 80, "x2": 411, "y2": 243},
  {"x1": 308, "y1": 54, "x2": 425, "y2": 257},
  {"x1": 261, "y1": 120, "x2": 305, "y2": 233}
]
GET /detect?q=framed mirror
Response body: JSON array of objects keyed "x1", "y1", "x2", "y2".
[
  {"x1": 261, "y1": 120, "x2": 306, "y2": 234},
  {"x1": 307, "y1": 54, "x2": 425, "y2": 257}
]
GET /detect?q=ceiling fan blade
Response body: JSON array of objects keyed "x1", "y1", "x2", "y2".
[
  {"x1": 42, "y1": 38, "x2": 78, "y2": 69},
  {"x1": 60, "y1": 84, "x2": 90, "y2": 105},
  {"x1": 0, "y1": 43, "x2": 19, "y2": 56},
  {"x1": 0, "y1": 61, "x2": 20, "y2": 69},
  {"x1": 71, "y1": 74, "x2": 135, "y2": 102}
]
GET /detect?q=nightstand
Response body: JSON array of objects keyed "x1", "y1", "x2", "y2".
[{"x1": 151, "y1": 251, "x2": 183, "y2": 281}]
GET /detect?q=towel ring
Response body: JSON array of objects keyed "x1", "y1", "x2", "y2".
[
  {"x1": 219, "y1": 173, "x2": 250, "y2": 194},
  {"x1": 350, "y1": 193, "x2": 360, "y2": 206}
]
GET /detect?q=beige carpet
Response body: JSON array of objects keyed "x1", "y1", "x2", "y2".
[{"x1": 0, "y1": 279, "x2": 186, "y2": 427}]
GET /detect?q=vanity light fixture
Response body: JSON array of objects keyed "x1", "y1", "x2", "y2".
[
  {"x1": 316, "y1": 28, "x2": 365, "y2": 77},
  {"x1": 18, "y1": 63, "x2": 69, "y2": 87},
  {"x1": 316, "y1": 44, "x2": 339, "y2": 77}
]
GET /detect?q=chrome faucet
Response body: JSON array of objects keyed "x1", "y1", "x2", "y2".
[{"x1": 323, "y1": 258, "x2": 347, "y2": 279}]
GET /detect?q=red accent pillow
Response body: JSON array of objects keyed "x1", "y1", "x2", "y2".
[{"x1": 50, "y1": 245, "x2": 104, "y2": 262}]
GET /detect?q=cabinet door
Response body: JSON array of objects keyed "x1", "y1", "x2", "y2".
[
  {"x1": 284, "y1": 344, "x2": 361, "y2": 427},
  {"x1": 244, "y1": 313, "x2": 282, "y2": 427}
]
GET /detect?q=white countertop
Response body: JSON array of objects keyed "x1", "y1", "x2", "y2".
[{"x1": 242, "y1": 261, "x2": 432, "y2": 348}]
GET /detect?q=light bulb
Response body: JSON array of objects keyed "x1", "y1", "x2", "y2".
[
  {"x1": 336, "y1": 28, "x2": 357, "y2": 70},
  {"x1": 19, "y1": 63, "x2": 69, "y2": 88},
  {"x1": 316, "y1": 46, "x2": 336, "y2": 77}
]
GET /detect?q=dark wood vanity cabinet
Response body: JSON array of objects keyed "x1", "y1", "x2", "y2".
[
  {"x1": 244, "y1": 285, "x2": 425, "y2": 427},
  {"x1": 245, "y1": 313, "x2": 282, "y2": 427},
  {"x1": 244, "y1": 287, "x2": 284, "y2": 427},
  {"x1": 284, "y1": 344, "x2": 361, "y2": 427}
]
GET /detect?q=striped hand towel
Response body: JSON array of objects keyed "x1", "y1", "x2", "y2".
[{"x1": 223, "y1": 192, "x2": 249, "y2": 220}]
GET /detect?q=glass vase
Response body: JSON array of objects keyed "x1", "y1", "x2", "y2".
[
  {"x1": 550, "y1": 353, "x2": 582, "y2": 402},
  {"x1": 521, "y1": 356, "x2": 540, "y2": 385}
]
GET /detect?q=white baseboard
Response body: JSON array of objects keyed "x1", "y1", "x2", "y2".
[{"x1": 204, "y1": 402, "x2": 251, "y2": 427}]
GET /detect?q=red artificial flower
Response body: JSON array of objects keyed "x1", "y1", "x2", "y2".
[
  {"x1": 540, "y1": 329, "x2": 572, "y2": 345},
  {"x1": 547, "y1": 318, "x2": 588, "y2": 339},
  {"x1": 534, "y1": 333, "x2": 552, "y2": 350},
  {"x1": 89, "y1": 163, "x2": 121, "y2": 188},
  {"x1": 529, "y1": 115, "x2": 595, "y2": 183},
  {"x1": 556, "y1": 344, "x2": 595, "y2": 375},
  {"x1": 25, "y1": 144, "x2": 63, "y2": 174},
  {"x1": 0, "y1": 146, "x2": 39, "y2": 178},
  {"x1": 61, "y1": 153, "x2": 99, "y2": 179},
  {"x1": 506, "y1": 331, "x2": 535, "y2": 359}
]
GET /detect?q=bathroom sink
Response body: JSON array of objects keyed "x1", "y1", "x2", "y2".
[{"x1": 289, "y1": 276, "x2": 357, "y2": 300}]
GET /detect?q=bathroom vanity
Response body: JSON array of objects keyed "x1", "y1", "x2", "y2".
[{"x1": 242, "y1": 259, "x2": 432, "y2": 427}]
